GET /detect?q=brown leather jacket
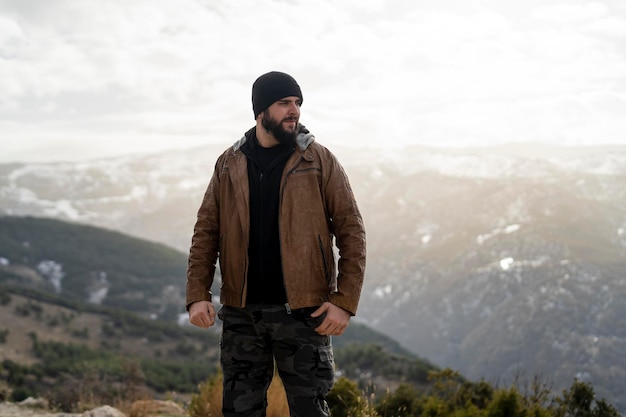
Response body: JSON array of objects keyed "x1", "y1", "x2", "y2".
[{"x1": 186, "y1": 127, "x2": 366, "y2": 315}]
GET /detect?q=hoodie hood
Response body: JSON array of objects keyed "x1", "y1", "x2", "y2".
[{"x1": 233, "y1": 124, "x2": 315, "y2": 152}]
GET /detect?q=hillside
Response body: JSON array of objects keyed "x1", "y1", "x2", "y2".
[
  {"x1": 0, "y1": 285, "x2": 432, "y2": 406},
  {"x1": 0, "y1": 216, "x2": 188, "y2": 320},
  {"x1": 2, "y1": 144, "x2": 626, "y2": 411},
  {"x1": 0, "y1": 288, "x2": 220, "y2": 394},
  {"x1": 0, "y1": 216, "x2": 434, "y2": 406}
]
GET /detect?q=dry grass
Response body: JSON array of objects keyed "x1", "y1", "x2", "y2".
[
  {"x1": 266, "y1": 376, "x2": 290, "y2": 417},
  {"x1": 189, "y1": 371, "x2": 289, "y2": 417},
  {"x1": 0, "y1": 294, "x2": 103, "y2": 365},
  {"x1": 0, "y1": 293, "x2": 210, "y2": 365}
]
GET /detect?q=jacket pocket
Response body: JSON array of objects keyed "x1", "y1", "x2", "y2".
[
  {"x1": 317, "y1": 235, "x2": 331, "y2": 287},
  {"x1": 218, "y1": 235, "x2": 225, "y2": 282}
]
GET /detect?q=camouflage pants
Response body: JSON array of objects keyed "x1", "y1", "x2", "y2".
[{"x1": 218, "y1": 304, "x2": 334, "y2": 417}]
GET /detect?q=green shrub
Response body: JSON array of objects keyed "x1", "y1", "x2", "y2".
[
  {"x1": 552, "y1": 380, "x2": 620, "y2": 417},
  {"x1": 375, "y1": 384, "x2": 421, "y2": 417},
  {"x1": 0, "y1": 290, "x2": 11, "y2": 305},
  {"x1": 487, "y1": 388, "x2": 522, "y2": 417},
  {"x1": 188, "y1": 371, "x2": 222, "y2": 417},
  {"x1": 327, "y1": 376, "x2": 378, "y2": 417}
]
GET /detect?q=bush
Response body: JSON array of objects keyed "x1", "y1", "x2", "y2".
[
  {"x1": 327, "y1": 376, "x2": 378, "y2": 417},
  {"x1": 0, "y1": 290, "x2": 11, "y2": 305},
  {"x1": 553, "y1": 380, "x2": 620, "y2": 417},
  {"x1": 11, "y1": 386, "x2": 36, "y2": 402},
  {"x1": 487, "y1": 388, "x2": 523, "y2": 417},
  {"x1": 375, "y1": 384, "x2": 421, "y2": 417},
  {"x1": 0, "y1": 379, "x2": 11, "y2": 402},
  {"x1": 189, "y1": 371, "x2": 222, "y2": 417}
]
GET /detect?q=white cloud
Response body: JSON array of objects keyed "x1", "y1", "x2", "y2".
[
  {"x1": 532, "y1": 2, "x2": 608, "y2": 23},
  {"x1": 1, "y1": 0, "x2": 625, "y2": 161},
  {"x1": 0, "y1": 13, "x2": 24, "y2": 42},
  {"x1": 583, "y1": 15, "x2": 626, "y2": 37}
]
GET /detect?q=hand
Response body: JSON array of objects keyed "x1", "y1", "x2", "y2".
[
  {"x1": 311, "y1": 302, "x2": 351, "y2": 336},
  {"x1": 188, "y1": 301, "x2": 216, "y2": 329}
]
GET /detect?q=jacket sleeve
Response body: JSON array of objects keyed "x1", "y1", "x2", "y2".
[
  {"x1": 323, "y1": 150, "x2": 366, "y2": 315},
  {"x1": 186, "y1": 155, "x2": 223, "y2": 310}
]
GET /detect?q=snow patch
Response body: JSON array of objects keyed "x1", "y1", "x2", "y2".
[
  {"x1": 178, "y1": 313, "x2": 190, "y2": 326},
  {"x1": 504, "y1": 224, "x2": 521, "y2": 234},
  {"x1": 37, "y1": 260, "x2": 65, "y2": 293},
  {"x1": 394, "y1": 291, "x2": 411, "y2": 308},
  {"x1": 476, "y1": 224, "x2": 521, "y2": 245},
  {"x1": 88, "y1": 272, "x2": 110, "y2": 304},
  {"x1": 500, "y1": 257, "x2": 514, "y2": 270},
  {"x1": 43, "y1": 199, "x2": 81, "y2": 220},
  {"x1": 374, "y1": 284, "x2": 392, "y2": 298}
]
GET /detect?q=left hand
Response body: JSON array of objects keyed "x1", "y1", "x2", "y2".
[{"x1": 311, "y1": 302, "x2": 351, "y2": 336}]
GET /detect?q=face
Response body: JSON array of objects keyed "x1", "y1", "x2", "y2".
[{"x1": 260, "y1": 96, "x2": 302, "y2": 144}]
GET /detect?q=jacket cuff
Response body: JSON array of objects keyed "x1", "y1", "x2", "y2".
[
  {"x1": 185, "y1": 291, "x2": 212, "y2": 311},
  {"x1": 329, "y1": 294, "x2": 357, "y2": 316}
]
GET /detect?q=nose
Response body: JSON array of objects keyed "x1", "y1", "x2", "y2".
[{"x1": 288, "y1": 102, "x2": 300, "y2": 115}]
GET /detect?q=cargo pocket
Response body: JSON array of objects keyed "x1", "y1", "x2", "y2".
[{"x1": 316, "y1": 345, "x2": 335, "y2": 397}]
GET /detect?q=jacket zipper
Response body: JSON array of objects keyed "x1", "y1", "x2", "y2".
[{"x1": 240, "y1": 258, "x2": 247, "y2": 307}]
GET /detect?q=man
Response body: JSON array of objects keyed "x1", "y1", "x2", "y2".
[{"x1": 186, "y1": 71, "x2": 366, "y2": 417}]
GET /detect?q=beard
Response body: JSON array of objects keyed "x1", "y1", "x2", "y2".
[{"x1": 261, "y1": 111, "x2": 298, "y2": 144}]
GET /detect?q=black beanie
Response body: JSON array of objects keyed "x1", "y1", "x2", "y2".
[{"x1": 252, "y1": 71, "x2": 303, "y2": 119}]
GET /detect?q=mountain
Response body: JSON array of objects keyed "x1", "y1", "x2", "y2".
[
  {"x1": 0, "y1": 216, "x2": 431, "y2": 404},
  {"x1": 1, "y1": 143, "x2": 625, "y2": 410}
]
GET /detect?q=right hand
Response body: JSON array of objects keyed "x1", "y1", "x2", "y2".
[{"x1": 188, "y1": 300, "x2": 216, "y2": 329}]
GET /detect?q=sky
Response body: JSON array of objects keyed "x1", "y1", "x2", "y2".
[{"x1": 1, "y1": 0, "x2": 626, "y2": 163}]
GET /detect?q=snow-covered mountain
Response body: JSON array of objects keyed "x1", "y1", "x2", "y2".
[{"x1": 2, "y1": 143, "x2": 626, "y2": 409}]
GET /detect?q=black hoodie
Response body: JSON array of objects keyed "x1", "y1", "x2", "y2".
[{"x1": 240, "y1": 128, "x2": 295, "y2": 305}]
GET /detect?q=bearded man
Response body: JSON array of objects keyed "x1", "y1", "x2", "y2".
[{"x1": 186, "y1": 71, "x2": 366, "y2": 417}]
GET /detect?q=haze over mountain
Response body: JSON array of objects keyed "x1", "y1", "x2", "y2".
[{"x1": 1, "y1": 143, "x2": 625, "y2": 410}]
